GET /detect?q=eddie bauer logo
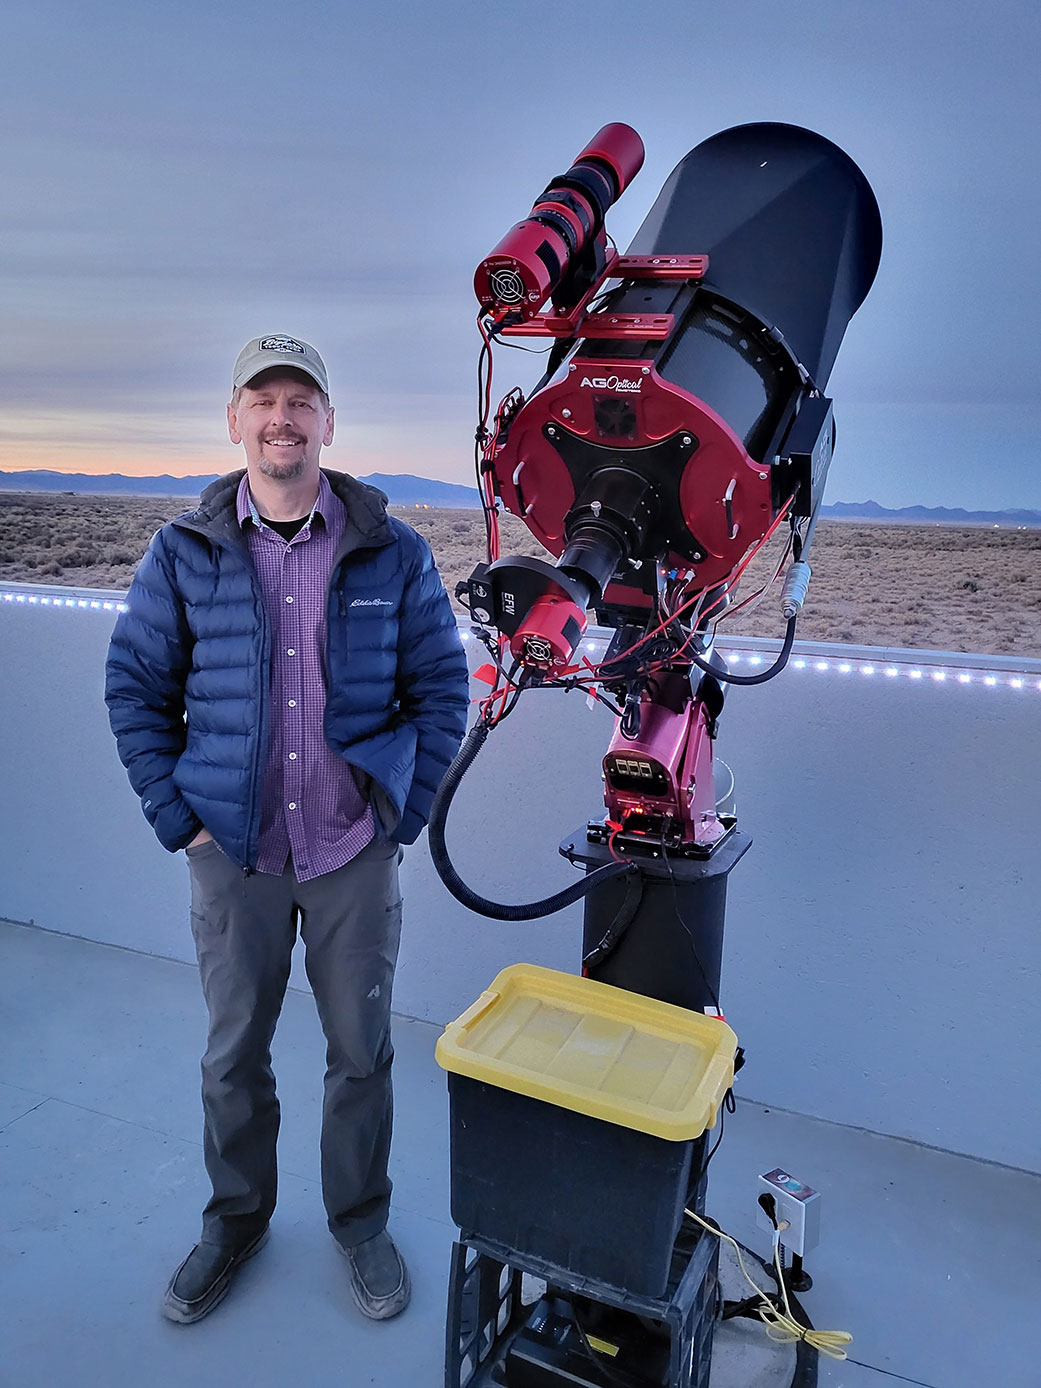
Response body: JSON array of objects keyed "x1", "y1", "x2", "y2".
[
  {"x1": 579, "y1": 374, "x2": 643, "y2": 392},
  {"x1": 351, "y1": 598, "x2": 394, "y2": 607}
]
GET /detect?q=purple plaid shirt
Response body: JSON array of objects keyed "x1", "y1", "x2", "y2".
[{"x1": 238, "y1": 473, "x2": 375, "y2": 880}]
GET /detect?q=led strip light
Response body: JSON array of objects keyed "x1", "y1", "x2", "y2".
[
  {"x1": 4, "y1": 583, "x2": 1039, "y2": 691},
  {"x1": 569, "y1": 628, "x2": 1041, "y2": 692},
  {"x1": 728, "y1": 650, "x2": 1039, "y2": 689},
  {"x1": 3, "y1": 589, "x2": 127, "y2": 612}
]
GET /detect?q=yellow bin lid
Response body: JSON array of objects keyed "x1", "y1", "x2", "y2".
[{"x1": 435, "y1": 963, "x2": 738, "y2": 1142}]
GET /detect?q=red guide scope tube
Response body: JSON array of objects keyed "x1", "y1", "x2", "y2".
[{"x1": 475, "y1": 123, "x2": 645, "y2": 319}]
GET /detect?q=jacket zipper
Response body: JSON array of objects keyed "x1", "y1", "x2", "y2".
[{"x1": 243, "y1": 576, "x2": 270, "y2": 876}]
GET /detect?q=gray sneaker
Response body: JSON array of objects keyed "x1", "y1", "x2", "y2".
[
  {"x1": 338, "y1": 1229, "x2": 411, "y2": 1319},
  {"x1": 161, "y1": 1227, "x2": 269, "y2": 1324}
]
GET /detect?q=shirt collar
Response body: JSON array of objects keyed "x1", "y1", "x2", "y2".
[{"x1": 237, "y1": 471, "x2": 331, "y2": 535}]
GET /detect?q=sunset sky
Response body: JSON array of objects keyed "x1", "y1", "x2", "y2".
[{"x1": 1, "y1": 0, "x2": 1038, "y2": 508}]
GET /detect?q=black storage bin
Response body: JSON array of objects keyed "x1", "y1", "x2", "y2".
[
  {"x1": 437, "y1": 965, "x2": 736, "y2": 1299},
  {"x1": 449, "y1": 1075, "x2": 703, "y2": 1296}
]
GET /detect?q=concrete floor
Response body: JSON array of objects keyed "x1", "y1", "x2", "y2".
[{"x1": 2, "y1": 917, "x2": 1038, "y2": 1388}]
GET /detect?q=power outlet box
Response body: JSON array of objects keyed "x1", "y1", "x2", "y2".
[{"x1": 756, "y1": 1168, "x2": 821, "y2": 1256}]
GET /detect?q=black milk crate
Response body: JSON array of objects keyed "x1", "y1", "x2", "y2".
[{"x1": 445, "y1": 1226, "x2": 718, "y2": 1388}]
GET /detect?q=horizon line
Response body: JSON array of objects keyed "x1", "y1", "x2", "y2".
[{"x1": 1, "y1": 467, "x2": 1038, "y2": 517}]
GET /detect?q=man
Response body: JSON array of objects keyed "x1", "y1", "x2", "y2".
[{"x1": 105, "y1": 334, "x2": 469, "y2": 1324}]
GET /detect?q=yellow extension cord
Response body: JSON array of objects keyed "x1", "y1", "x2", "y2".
[{"x1": 683, "y1": 1207, "x2": 853, "y2": 1362}]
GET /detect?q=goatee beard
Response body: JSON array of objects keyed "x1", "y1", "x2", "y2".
[{"x1": 257, "y1": 455, "x2": 306, "y2": 481}]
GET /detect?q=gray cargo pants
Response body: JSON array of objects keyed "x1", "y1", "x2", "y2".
[{"x1": 185, "y1": 835, "x2": 402, "y2": 1251}]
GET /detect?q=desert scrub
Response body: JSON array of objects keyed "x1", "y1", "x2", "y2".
[{"x1": 2, "y1": 494, "x2": 1039, "y2": 657}]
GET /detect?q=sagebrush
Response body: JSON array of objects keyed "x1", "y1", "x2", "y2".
[{"x1": 2, "y1": 490, "x2": 1038, "y2": 657}]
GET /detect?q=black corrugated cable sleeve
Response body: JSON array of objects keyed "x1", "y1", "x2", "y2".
[
  {"x1": 687, "y1": 616, "x2": 798, "y2": 686},
  {"x1": 428, "y1": 721, "x2": 637, "y2": 921},
  {"x1": 581, "y1": 870, "x2": 644, "y2": 969}
]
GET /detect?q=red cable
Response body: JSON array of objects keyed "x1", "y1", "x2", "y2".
[{"x1": 597, "y1": 498, "x2": 796, "y2": 673}]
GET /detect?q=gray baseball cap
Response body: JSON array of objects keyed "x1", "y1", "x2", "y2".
[{"x1": 232, "y1": 335, "x2": 329, "y2": 394}]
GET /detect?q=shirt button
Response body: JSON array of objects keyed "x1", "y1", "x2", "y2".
[
  {"x1": 286, "y1": 648, "x2": 296, "y2": 656},
  {"x1": 288, "y1": 802, "x2": 297, "y2": 810},
  {"x1": 288, "y1": 752, "x2": 297, "y2": 760},
  {"x1": 288, "y1": 699, "x2": 296, "y2": 707},
  {"x1": 285, "y1": 596, "x2": 294, "y2": 603}
]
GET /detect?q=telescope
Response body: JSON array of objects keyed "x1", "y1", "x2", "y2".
[
  {"x1": 439, "y1": 119, "x2": 881, "y2": 892},
  {"x1": 466, "y1": 121, "x2": 880, "y2": 674},
  {"x1": 433, "y1": 121, "x2": 881, "y2": 1388},
  {"x1": 474, "y1": 123, "x2": 645, "y2": 321}
]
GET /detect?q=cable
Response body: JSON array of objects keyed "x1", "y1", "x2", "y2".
[
  {"x1": 492, "y1": 675, "x2": 525, "y2": 726},
  {"x1": 683, "y1": 1208, "x2": 852, "y2": 1362},
  {"x1": 476, "y1": 312, "x2": 495, "y2": 421},
  {"x1": 488, "y1": 332, "x2": 555, "y2": 355},
  {"x1": 569, "y1": 1302, "x2": 634, "y2": 1388},
  {"x1": 581, "y1": 862, "x2": 644, "y2": 968},
  {"x1": 470, "y1": 649, "x2": 624, "y2": 717},
  {"x1": 474, "y1": 649, "x2": 519, "y2": 728},
  {"x1": 660, "y1": 844, "x2": 722, "y2": 1014},
  {"x1": 590, "y1": 517, "x2": 793, "y2": 684},
  {"x1": 510, "y1": 505, "x2": 795, "y2": 695},
  {"x1": 653, "y1": 500, "x2": 797, "y2": 676},
  {"x1": 687, "y1": 615, "x2": 798, "y2": 686},
  {"x1": 713, "y1": 530, "x2": 794, "y2": 626},
  {"x1": 427, "y1": 721, "x2": 638, "y2": 920},
  {"x1": 474, "y1": 314, "x2": 497, "y2": 563},
  {"x1": 714, "y1": 758, "x2": 735, "y2": 809},
  {"x1": 688, "y1": 1097, "x2": 727, "y2": 1192}
]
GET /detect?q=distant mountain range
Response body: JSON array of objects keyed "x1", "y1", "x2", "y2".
[
  {"x1": 0, "y1": 469, "x2": 481, "y2": 508},
  {"x1": 1, "y1": 470, "x2": 1039, "y2": 526},
  {"x1": 821, "y1": 500, "x2": 1041, "y2": 527}
]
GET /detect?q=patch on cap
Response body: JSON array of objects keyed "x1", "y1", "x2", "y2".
[
  {"x1": 233, "y1": 334, "x2": 329, "y2": 393},
  {"x1": 259, "y1": 335, "x2": 306, "y2": 354}
]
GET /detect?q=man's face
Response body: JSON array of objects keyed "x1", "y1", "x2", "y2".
[{"x1": 227, "y1": 371, "x2": 334, "y2": 481}]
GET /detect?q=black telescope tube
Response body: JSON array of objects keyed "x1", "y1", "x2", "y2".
[{"x1": 626, "y1": 121, "x2": 882, "y2": 390}]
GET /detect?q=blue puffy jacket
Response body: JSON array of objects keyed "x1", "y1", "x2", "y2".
[{"x1": 105, "y1": 468, "x2": 469, "y2": 865}]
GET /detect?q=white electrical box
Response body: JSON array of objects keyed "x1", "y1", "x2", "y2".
[{"x1": 756, "y1": 1168, "x2": 821, "y2": 1256}]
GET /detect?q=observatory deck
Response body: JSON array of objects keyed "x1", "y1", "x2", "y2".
[{"x1": 3, "y1": 582, "x2": 1040, "y2": 1387}]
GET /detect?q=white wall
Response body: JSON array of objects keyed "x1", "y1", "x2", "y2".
[{"x1": 2, "y1": 591, "x2": 1039, "y2": 1173}]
